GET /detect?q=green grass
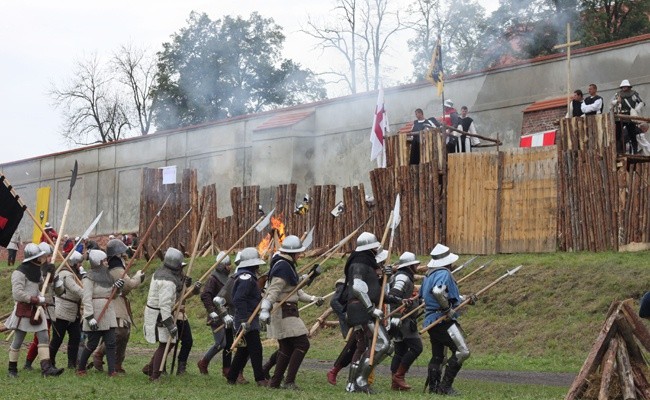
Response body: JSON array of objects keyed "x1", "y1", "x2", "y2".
[
  {"x1": 1, "y1": 250, "x2": 649, "y2": 378},
  {"x1": 0, "y1": 353, "x2": 567, "y2": 400}
]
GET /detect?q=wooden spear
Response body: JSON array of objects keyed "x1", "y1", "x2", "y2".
[
  {"x1": 299, "y1": 290, "x2": 335, "y2": 312},
  {"x1": 96, "y1": 194, "x2": 171, "y2": 324},
  {"x1": 419, "y1": 266, "x2": 522, "y2": 335},
  {"x1": 369, "y1": 194, "x2": 400, "y2": 366},
  {"x1": 159, "y1": 200, "x2": 210, "y2": 372},
  {"x1": 141, "y1": 207, "x2": 193, "y2": 273},
  {"x1": 34, "y1": 161, "x2": 78, "y2": 320}
]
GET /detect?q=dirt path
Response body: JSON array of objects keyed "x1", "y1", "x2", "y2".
[{"x1": 302, "y1": 359, "x2": 576, "y2": 387}]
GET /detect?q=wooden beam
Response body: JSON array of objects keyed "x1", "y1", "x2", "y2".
[{"x1": 598, "y1": 337, "x2": 619, "y2": 400}]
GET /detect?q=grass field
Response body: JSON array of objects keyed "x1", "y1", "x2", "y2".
[{"x1": 1, "y1": 250, "x2": 648, "y2": 398}]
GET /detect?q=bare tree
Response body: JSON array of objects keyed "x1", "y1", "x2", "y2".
[
  {"x1": 302, "y1": 0, "x2": 403, "y2": 94},
  {"x1": 50, "y1": 55, "x2": 131, "y2": 145},
  {"x1": 112, "y1": 44, "x2": 158, "y2": 135}
]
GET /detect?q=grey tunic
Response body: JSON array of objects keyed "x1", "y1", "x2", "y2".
[{"x1": 4, "y1": 269, "x2": 48, "y2": 332}]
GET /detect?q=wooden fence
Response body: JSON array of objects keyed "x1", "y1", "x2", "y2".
[{"x1": 139, "y1": 114, "x2": 650, "y2": 255}]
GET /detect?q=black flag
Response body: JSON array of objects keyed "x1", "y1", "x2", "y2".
[{"x1": 0, "y1": 175, "x2": 26, "y2": 247}]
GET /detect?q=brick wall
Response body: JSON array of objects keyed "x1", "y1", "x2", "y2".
[{"x1": 522, "y1": 107, "x2": 565, "y2": 134}]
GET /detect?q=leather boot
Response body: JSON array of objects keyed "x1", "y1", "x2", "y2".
[
  {"x1": 391, "y1": 364, "x2": 411, "y2": 391},
  {"x1": 142, "y1": 362, "x2": 151, "y2": 376},
  {"x1": 23, "y1": 359, "x2": 33, "y2": 371},
  {"x1": 237, "y1": 371, "x2": 249, "y2": 384},
  {"x1": 222, "y1": 367, "x2": 230, "y2": 378},
  {"x1": 8, "y1": 361, "x2": 18, "y2": 378},
  {"x1": 437, "y1": 361, "x2": 461, "y2": 396},
  {"x1": 427, "y1": 365, "x2": 442, "y2": 394},
  {"x1": 327, "y1": 365, "x2": 341, "y2": 385},
  {"x1": 40, "y1": 359, "x2": 64, "y2": 377},
  {"x1": 176, "y1": 361, "x2": 187, "y2": 375},
  {"x1": 92, "y1": 352, "x2": 104, "y2": 372},
  {"x1": 197, "y1": 358, "x2": 209, "y2": 374},
  {"x1": 115, "y1": 364, "x2": 126, "y2": 374}
]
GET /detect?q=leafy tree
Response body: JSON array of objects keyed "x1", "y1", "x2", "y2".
[
  {"x1": 407, "y1": 0, "x2": 488, "y2": 77},
  {"x1": 579, "y1": 0, "x2": 650, "y2": 46},
  {"x1": 153, "y1": 12, "x2": 325, "y2": 130}
]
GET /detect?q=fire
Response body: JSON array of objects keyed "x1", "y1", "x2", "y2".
[{"x1": 257, "y1": 215, "x2": 286, "y2": 255}]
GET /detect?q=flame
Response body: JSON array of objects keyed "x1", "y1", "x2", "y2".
[{"x1": 257, "y1": 215, "x2": 286, "y2": 255}]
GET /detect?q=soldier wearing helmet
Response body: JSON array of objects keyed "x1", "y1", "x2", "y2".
[
  {"x1": 225, "y1": 247, "x2": 269, "y2": 386},
  {"x1": 385, "y1": 252, "x2": 423, "y2": 391},
  {"x1": 197, "y1": 251, "x2": 241, "y2": 379},
  {"x1": 92, "y1": 239, "x2": 145, "y2": 374},
  {"x1": 419, "y1": 243, "x2": 475, "y2": 395},
  {"x1": 50, "y1": 251, "x2": 85, "y2": 369},
  {"x1": 142, "y1": 247, "x2": 188, "y2": 381},
  {"x1": 4, "y1": 243, "x2": 64, "y2": 378},
  {"x1": 343, "y1": 232, "x2": 393, "y2": 393},
  {"x1": 23, "y1": 242, "x2": 61, "y2": 371},
  {"x1": 40, "y1": 222, "x2": 58, "y2": 244},
  {"x1": 259, "y1": 235, "x2": 323, "y2": 390},
  {"x1": 76, "y1": 250, "x2": 124, "y2": 377}
]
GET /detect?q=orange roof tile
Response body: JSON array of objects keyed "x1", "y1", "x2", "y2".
[
  {"x1": 523, "y1": 97, "x2": 568, "y2": 113},
  {"x1": 253, "y1": 110, "x2": 314, "y2": 131}
]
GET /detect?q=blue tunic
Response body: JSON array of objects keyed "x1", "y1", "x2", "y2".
[
  {"x1": 231, "y1": 267, "x2": 261, "y2": 331},
  {"x1": 419, "y1": 267, "x2": 461, "y2": 328}
]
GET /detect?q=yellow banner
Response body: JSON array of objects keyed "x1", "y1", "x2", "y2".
[{"x1": 32, "y1": 186, "x2": 50, "y2": 243}]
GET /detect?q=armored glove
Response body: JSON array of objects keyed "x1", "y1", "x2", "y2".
[
  {"x1": 389, "y1": 317, "x2": 402, "y2": 329},
  {"x1": 240, "y1": 322, "x2": 250, "y2": 333},
  {"x1": 259, "y1": 299, "x2": 272, "y2": 324},
  {"x1": 383, "y1": 264, "x2": 393, "y2": 277},
  {"x1": 134, "y1": 270, "x2": 145, "y2": 283},
  {"x1": 305, "y1": 264, "x2": 321, "y2": 286},
  {"x1": 30, "y1": 295, "x2": 46, "y2": 305},
  {"x1": 208, "y1": 312, "x2": 219, "y2": 324},
  {"x1": 401, "y1": 297, "x2": 413, "y2": 308},
  {"x1": 192, "y1": 281, "x2": 202, "y2": 295},
  {"x1": 184, "y1": 276, "x2": 192, "y2": 288},
  {"x1": 162, "y1": 317, "x2": 178, "y2": 338},
  {"x1": 86, "y1": 316, "x2": 98, "y2": 331},
  {"x1": 371, "y1": 308, "x2": 384, "y2": 319},
  {"x1": 223, "y1": 314, "x2": 234, "y2": 328},
  {"x1": 312, "y1": 296, "x2": 325, "y2": 307},
  {"x1": 113, "y1": 278, "x2": 125, "y2": 290},
  {"x1": 78, "y1": 266, "x2": 87, "y2": 277}
]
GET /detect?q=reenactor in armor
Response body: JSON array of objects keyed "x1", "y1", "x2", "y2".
[
  {"x1": 198, "y1": 251, "x2": 234, "y2": 375},
  {"x1": 385, "y1": 252, "x2": 423, "y2": 391},
  {"x1": 172, "y1": 267, "x2": 202, "y2": 375},
  {"x1": 420, "y1": 243, "x2": 475, "y2": 395},
  {"x1": 77, "y1": 250, "x2": 124, "y2": 376},
  {"x1": 224, "y1": 247, "x2": 268, "y2": 386},
  {"x1": 343, "y1": 232, "x2": 393, "y2": 393},
  {"x1": 5, "y1": 243, "x2": 64, "y2": 377},
  {"x1": 24, "y1": 242, "x2": 59, "y2": 370},
  {"x1": 142, "y1": 248, "x2": 186, "y2": 381},
  {"x1": 327, "y1": 278, "x2": 353, "y2": 385},
  {"x1": 259, "y1": 235, "x2": 323, "y2": 390},
  {"x1": 50, "y1": 251, "x2": 85, "y2": 369},
  {"x1": 92, "y1": 239, "x2": 144, "y2": 373}
]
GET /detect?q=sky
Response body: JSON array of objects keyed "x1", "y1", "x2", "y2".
[{"x1": 0, "y1": 0, "x2": 499, "y2": 165}]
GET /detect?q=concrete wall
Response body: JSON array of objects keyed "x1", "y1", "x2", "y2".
[{"x1": 2, "y1": 35, "x2": 649, "y2": 241}]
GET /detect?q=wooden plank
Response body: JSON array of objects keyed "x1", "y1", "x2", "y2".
[
  {"x1": 597, "y1": 337, "x2": 619, "y2": 400},
  {"x1": 616, "y1": 338, "x2": 637, "y2": 400}
]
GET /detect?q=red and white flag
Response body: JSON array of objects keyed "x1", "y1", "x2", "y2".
[{"x1": 370, "y1": 86, "x2": 389, "y2": 168}]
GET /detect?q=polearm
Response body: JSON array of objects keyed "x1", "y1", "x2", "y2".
[
  {"x1": 35, "y1": 161, "x2": 78, "y2": 320},
  {"x1": 369, "y1": 194, "x2": 401, "y2": 366},
  {"x1": 399, "y1": 258, "x2": 489, "y2": 322},
  {"x1": 297, "y1": 215, "x2": 373, "y2": 275},
  {"x1": 160, "y1": 201, "x2": 210, "y2": 372},
  {"x1": 299, "y1": 290, "x2": 335, "y2": 312},
  {"x1": 177, "y1": 209, "x2": 275, "y2": 306},
  {"x1": 96, "y1": 194, "x2": 171, "y2": 324},
  {"x1": 451, "y1": 256, "x2": 477, "y2": 275},
  {"x1": 407, "y1": 126, "x2": 502, "y2": 146},
  {"x1": 231, "y1": 216, "x2": 366, "y2": 351},
  {"x1": 141, "y1": 207, "x2": 193, "y2": 273},
  {"x1": 419, "y1": 266, "x2": 522, "y2": 335}
]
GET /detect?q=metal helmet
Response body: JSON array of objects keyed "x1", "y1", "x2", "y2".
[
  {"x1": 397, "y1": 252, "x2": 420, "y2": 269},
  {"x1": 106, "y1": 239, "x2": 128, "y2": 258},
  {"x1": 234, "y1": 251, "x2": 242, "y2": 266},
  {"x1": 238, "y1": 247, "x2": 266, "y2": 268},
  {"x1": 88, "y1": 250, "x2": 107, "y2": 269},
  {"x1": 164, "y1": 247, "x2": 186, "y2": 270},
  {"x1": 427, "y1": 243, "x2": 459, "y2": 268},
  {"x1": 279, "y1": 235, "x2": 306, "y2": 254},
  {"x1": 355, "y1": 232, "x2": 380, "y2": 252},
  {"x1": 44, "y1": 222, "x2": 52, "y2": 229},
  {"x1": 216, "y1": 251, "x2": 231, "y2": 266},
  {"x1": 23, "y1": 243, "x2": 46, "y2": 262},
  {"x1": 444, "y1": 99, "x2": 454, "y2": 108},
  {"x1": 68, "y1": 251, "x2": 84, "y2": 266},
  {"x1": 38, "y1": 242, "x2": 53, "y2": 256},
  {"x1": 375, "y1": 249, "x2": 389, "y2": 264},
  {"x1": 620, "y1": 79, "x2": 632, "y2": 88}
]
